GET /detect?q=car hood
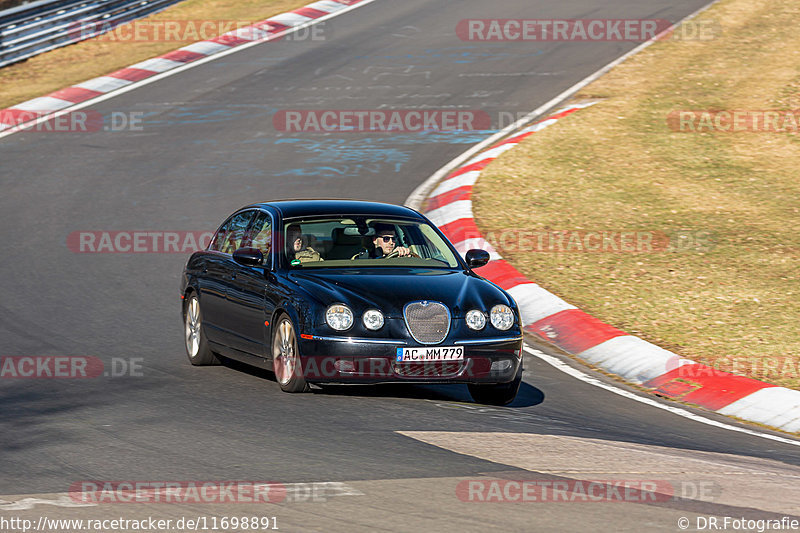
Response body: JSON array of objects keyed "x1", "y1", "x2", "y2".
[{"x1": 287, "y1": 268, "x2": 512, "y2": 317}]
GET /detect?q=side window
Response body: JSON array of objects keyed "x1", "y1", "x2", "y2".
[
  {"x1": 244, "y1": 211, "x2": 272, "y2": 264},
  {"x1": 209, "y1": 210, "x2": 254, "y2": 254}
]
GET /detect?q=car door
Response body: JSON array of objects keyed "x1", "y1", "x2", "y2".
[
  {"x1": 225, "y1": 210, "x2": 275, "y2": 356},
  {"x1": 198, "y1": 209, "x2": 256, "y2": 346},
  {"x1": 195, "y1": 253, "x2": 230, "y2": 344}
]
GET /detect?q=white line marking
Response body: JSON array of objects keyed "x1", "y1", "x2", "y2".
[
  {"x1": 12, "y1": 96, "x2": 72, "y2": 112},
  {"x1": 0, "y1": 0, "x2": 380, "y2": 140},
  {"x1": 719, "y1": 388, "x2": 800, "y2": 433},
  {"x1": 461, "y1": 143, "x2": 517, "y2": 166},
  {"x1": 510, "y1": 285, "x2": 575, "y2": 325},
  {"x1": 429, "y1": 170, "x2": 482, "y2": 197},
  {"x1": 180, "y1": 41, "x2": 232, "y2": 56},
  {"x1": 578, "y1": 335, "x2": 691, "y2": 384},
  {"x1": 128, "y1": 57, "x2": 185, "y2": 73},
  {"x1": 74, "y1": 76, "x2": 134, "y2": 93},
  {"x1": 524, "y1": 345, "x2": 800, "y2": 447},
  {"x1": 518, "y1": 117, "x2": 560, "y2": 134},
  {"x1": 307, "y1": 0, "x2": 348, "y2": 13},
  {"x1": 268, "y1": 12, "x2": 314, "y2": 26},
  {"x1": 424, "y1": 199, "x2": 473, "y2": 227}
]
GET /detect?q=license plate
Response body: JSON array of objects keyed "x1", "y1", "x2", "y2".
[{"x1": 396, "y1": 346, "x2": 464, "y2": 362}]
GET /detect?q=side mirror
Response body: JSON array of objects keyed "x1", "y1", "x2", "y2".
[
  {"x1": 233, "y1": 247, "x2": 264, "y2": 267},
  {"x1": 465, "y1": 249, "x2": 490, "y2": 268}
]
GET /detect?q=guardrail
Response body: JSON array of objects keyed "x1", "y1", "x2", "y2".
[{"x1": 0, "y1": 0, "x2": 184, "y2": 69}]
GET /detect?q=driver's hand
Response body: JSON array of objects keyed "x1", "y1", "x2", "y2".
[{"x1": 395, "y1": 246, "x2": 411, "y2": 257}]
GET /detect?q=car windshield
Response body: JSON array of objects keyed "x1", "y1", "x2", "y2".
[{"x1": 282, "y1": 217, "x2": 461, "y2": 268}]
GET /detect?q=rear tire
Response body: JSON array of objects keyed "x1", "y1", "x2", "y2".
[
  {"x1": 184, "y1": 294, "x2": 220, "y2": 366},
  {"x1": 272, "y1": 314, "x2": 309, "y2": 393},
  {"x1": 468, "y1": 364, "x2": 522, "y2": 406}
]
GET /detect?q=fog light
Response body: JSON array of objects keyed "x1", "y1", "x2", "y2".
[
  {"x1": 491, "y1": 360, "x2": 513, "y2": 372},
  {"x1": 335, "y1": 359, "x2": 356, "y2": 373}
]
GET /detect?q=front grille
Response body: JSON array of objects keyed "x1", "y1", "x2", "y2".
[
  {"x1": 392, "y1": 361, "x2": 463, "y2": 378},
  {"x1": 403, "y1": 301, "x2": 450, "y2": 344}
]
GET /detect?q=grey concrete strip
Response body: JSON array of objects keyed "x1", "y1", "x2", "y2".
[{"x1": 400, "y1": 431, "x2": 800, "y2": 516}]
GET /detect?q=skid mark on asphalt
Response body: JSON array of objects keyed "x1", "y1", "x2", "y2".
[
  {"x1": 0, "y1": 495, "x2": 96, "y2": 511},
  {"x1": 267, "y1": 134, "x2": 496, "y2": 177},
  {"x1": 353, "y1": 46, "x2": 546, "y2": 65}
]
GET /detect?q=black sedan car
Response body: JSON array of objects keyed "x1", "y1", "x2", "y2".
[{"x1": 180, "y1": 200, "x2": 524, "y2": 405}]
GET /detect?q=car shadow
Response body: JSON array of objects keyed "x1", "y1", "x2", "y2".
[
  {"x1": 220, "y1": 356, "x2": 544, "y2": 408},
  {"x1": 315, "y1": 381, "x2": 544, "y2": 408}
]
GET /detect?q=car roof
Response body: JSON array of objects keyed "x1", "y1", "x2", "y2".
[{"x1": 246, "y1": 199, "x2": 423, "y2": 219}]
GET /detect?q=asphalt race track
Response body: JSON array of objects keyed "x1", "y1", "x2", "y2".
[{"x1": 2, "y1": 0, "x2": 800, "y2": 531}]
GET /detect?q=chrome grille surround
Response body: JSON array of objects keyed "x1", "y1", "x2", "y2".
[{"x1": 402, "y1": 301, "x2": 451, "y2": 345}]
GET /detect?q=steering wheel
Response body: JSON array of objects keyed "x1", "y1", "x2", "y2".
[{"x1": 384, "y1": 248, "x2": 419, "y2": 258}]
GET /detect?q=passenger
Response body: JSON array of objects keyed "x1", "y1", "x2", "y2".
[
  {"x1": 352, "y1": 223, "x2": 411, "y2": 259},
  {"x1": 286, "y1": 224, "x2": 322, "y2": 263}
]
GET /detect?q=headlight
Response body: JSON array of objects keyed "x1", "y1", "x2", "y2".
[
  {"x1": 326, "y1": 304, "x2": 353, "y2": 331},
  {"x1": 465, "y1": 309, "x2": 486, "y2": 330},
  {"x1": 363, "y1": 309, "x2": 384, "y2": 330},
  {"x1": 490, "y1": 304, "x2": 514, "y2": 330}
]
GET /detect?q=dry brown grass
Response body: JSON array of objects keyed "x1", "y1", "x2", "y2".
[
  {"x1": 473, "y1": 0, "x2": 800, "y2": 388},
  {"x1": 0, "y1": 0, "x2": 24, "y2": 10},
  {"x1": 0, "y1": 0, "x2": 310, "y2": 109}
]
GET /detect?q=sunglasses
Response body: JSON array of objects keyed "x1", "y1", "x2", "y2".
[{"x1": 378, "y1": 235, "x2": 396, "y2": 242}]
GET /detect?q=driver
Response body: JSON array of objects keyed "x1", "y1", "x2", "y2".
[{"x1": 352, "y1": 223, "x2": 411, "y2": 259}]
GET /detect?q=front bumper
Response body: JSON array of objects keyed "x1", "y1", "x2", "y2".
[{"x1": 296, "y1": 335, "x2": 523, "y2": 384}]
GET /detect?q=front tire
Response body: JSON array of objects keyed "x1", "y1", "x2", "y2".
[
  {"x1": 468, "y1": 364, "x2": 522, "y2": 406},
  {"x1": 184, "y1": 294, "x2": 219, "y2": 366},
  {"x1": 272, "y1": 314, "x2": 309, "y2": 393}
]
